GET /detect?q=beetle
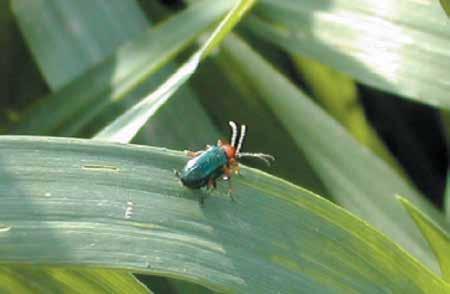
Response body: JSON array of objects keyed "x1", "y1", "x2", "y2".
[{"x1": 175, "y1": 121, "x2": 274, "y2": 201}]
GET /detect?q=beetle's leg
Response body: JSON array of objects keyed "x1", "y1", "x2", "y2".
[
  {"x1": 234, "y1": 165, "x2": 241, "y2": 175},
  {"x1": 174, "y1": 169, "x2": 180, "y2": 178},
  {"x1": 227, "y1": 179, "x2": 235, "y2": 202},
  {"x1": 207, "y1": 178, "x2": 217, "y2": 190},
  {"x1": 223, "y1": 166, "x2": 235, "y2": 201},
  {"x1": 184, "y1": 150, "x2": 203, "y2": 158},
  {"x1": 228, "y1": 159, "x2": 241, "y2": 175}
]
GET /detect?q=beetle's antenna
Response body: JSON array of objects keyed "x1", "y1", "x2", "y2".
[
  {"x1": 228, "y1": 121, "x2": 238, "y2": 147},
  {"x1": 236, "y1": 124, "x2": 246, "y2": 154},
  {"x1": 237, "y1": 152, "x2": 275, "y2": 166}
]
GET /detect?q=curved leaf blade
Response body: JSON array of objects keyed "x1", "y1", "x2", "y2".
[
  {"x1": 399, "y1": 196, "x2": 450, "y2": 282},
  {"x1": 95, "y1": 0, "x2": 256, "y2": 143},
  {"x1": 10, "y1": 0, "x2": 232, "y2": 136},
  {"x1": 0, "y1": 267, "x2": 150, "y2": 294},
  {"x1": 9, "y1": 0, "x2": 154, "y2": 291},
  {"x1": 246, "y1": 0, "x2": 450, "y2": 110},
  {"x1": 0, "y1": 136, "x2": 448, "y2": 293},
  {"x1": 439, "y1": 0, "x2": 450, "y2": 17},
  {"x1": 12, "y1": 0, "x2": 149, "y2": 90},
  {"x1": 291, "y1": 55, "x2": 406, "y2": 177},
  {"x1": 219, "y1": 33, "x2": 445, "y2": 272}
]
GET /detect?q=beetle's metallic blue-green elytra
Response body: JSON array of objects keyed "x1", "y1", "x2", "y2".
[
  {"x1": 179, "y1": 145, "x2": 228, "y2": 189},
  {"x1": 175, "y1": 121, "x2": 274, "y2": 200}
]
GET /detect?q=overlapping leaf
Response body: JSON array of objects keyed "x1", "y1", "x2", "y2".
[
  {"x1": 10, "y1": 0, "x2": 232, "y2": 137},
  {"x1": 245, "y1": 0, "x2": 450, "y2": 110},
  {"x1": 95, "y1": 0, "x2": 255, "y2": 143},
  {"x1": 399, "y1": 197, "x2": 450, "y2": 282},
  {"x1": 218, "y1": 33, "x2": 446, "y2": 272},
  {"x1": 0, "y1": 267, "x2": 150, "y2": 294},
  {"x1": 12, "y1": 0, "x2": 149, "y2": 90},
  {"x1": 0, "y1": 136, "x2": 448, "y2": 293}
]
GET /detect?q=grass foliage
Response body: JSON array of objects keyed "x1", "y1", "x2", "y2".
[{"x1": 2, "y1": 0, "x2": 450, "y2": 293}]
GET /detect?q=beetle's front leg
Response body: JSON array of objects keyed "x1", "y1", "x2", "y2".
[
  {"x1": 232, "y1": 163, "x2": 241, "y2": 175},
  {"x1": 228, "y1": 159, "x2": 240, "y2": 175}
]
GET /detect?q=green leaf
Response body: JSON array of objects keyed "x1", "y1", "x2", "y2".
[
  {"x1": 398, "y1": 196, "x2": 450, "y2": 282},
  {"x1": 0, "y1": 3, "x2": 48, "y2": 126},
  {"x1": 95, "y1": 0, "x2": 256, "y2": 143},
  {"x1": 10, "y1": 0, "x2": 232, "y2": 136},
  {"x1": 218, "y1": 33, "x2": 445, "y2": 272},
  {"x1": 12, "y1": 0, "x2": 149, "y2": 90},
  {"x1": 190, "y1": 56, "x2": 328, "y2": 197},
  {"x1": 245, "y1": 0, "x2": 450, "y2": 110},
  {"x1": 0, "y1": 267, "x2": 150, "y2": 293},
  {"x1": 291, "y1": 55, "x2": 406, "y2": 177},
  {"x1": 446, "y1": 174, "x2": 450, "y2": 222},
  {"x1": 9, "y1": 0, "x2": 154, "y2": 291},
  {"x1": 440, "y1": 111, "x2": 450, "y2": 222},
  {"x1": 439, "y1": 0, "x2": 450, "y2": 17},
  {"x1": 0, "y1": 136, "x2": 449, "y2": 293}
]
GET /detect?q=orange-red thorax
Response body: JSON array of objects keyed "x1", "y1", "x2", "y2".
[{"x1": 221, "y1": 144, "x2": 236, "y2": 161}]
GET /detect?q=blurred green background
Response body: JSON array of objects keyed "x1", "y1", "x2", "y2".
[{"x1": 1, "y1": 0, "x2": 450, "y2": 292}]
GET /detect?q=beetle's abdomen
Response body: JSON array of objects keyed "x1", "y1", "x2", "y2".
[{"x1": 180, "y1": 146, "x2": 228, "y2": 189}]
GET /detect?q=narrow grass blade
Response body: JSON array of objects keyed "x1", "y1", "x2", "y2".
[
  {"x1": 12, "y1": 0, "x2": 149, "y2": 90},
  {"x1": 0, "y1": 267, "x2": 150, "y2": 294},
  {"x1": 439, "y1": 0, "x2": 450, "y2": 17},
  {"x1": 10, "y1": 0, "x2": 232, "y2": 136},
  {"x1": 94, "y1": 0, "x2": 256, "y2": 143},
  {"x1": 9, "y1": 0, "x2": 154, "y2": 291},
  {"x1": 245, "y1": 0, "x2": 450, "y2": 110},
  {"x1": 441, "y1": 111, "x2": 450, "y2": 222},
  {"x1": 398, "y1": 196, "x2": 450, "y2": 282},
  {"x1": 291, "y1": 55, "x2": 406, "y2": 177},
  {"x1": 446, "y1": 174, "x2": 450, "y2": 222},
  {"x1": 219, "y1": 33, "x2": 446, "y2": 272},
  {"x1": 190, "y1": 55, "x2": 328, "y2": 197},
  {"x1": 0, "y1": 136, "x2": 449, "y2": 292}
]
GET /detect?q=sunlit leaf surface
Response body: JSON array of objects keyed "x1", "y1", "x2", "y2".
[
  {"x1": 219, "y1": 33, "x2": 445, "y2": 272},
  {"x1": 10, "y1": 0, "x2": 232, "y2": 137},
  {"x1": 246, "y1": 0, "x2": 450, "y2": 110},
  {"x1": 439, "y1": 0, "x2": 450, "y2": 17},
  {"x1": 399, "y1": 196, "x2": 450, "y2": 282},
  {"x1": 0, "y1": 267, "x2": 150, "y2": 294},
  {"x1": 0, "y1": 136, "x2": 448, "y2": 293},
  {"x1": 95, "y1": 0, "x2": 255, "y2": 143}
]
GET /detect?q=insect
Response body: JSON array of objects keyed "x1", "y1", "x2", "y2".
[{"x1": 175, "y1": 121, "x2": 274, "y2": 201}]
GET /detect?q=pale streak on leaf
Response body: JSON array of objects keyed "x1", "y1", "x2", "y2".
[
  {"x1": 94, "y1": 0, "x2": 256, "y2": 143},
  {"x1": 95, "y1": 52, "x2": 201, "y2": 143}
]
